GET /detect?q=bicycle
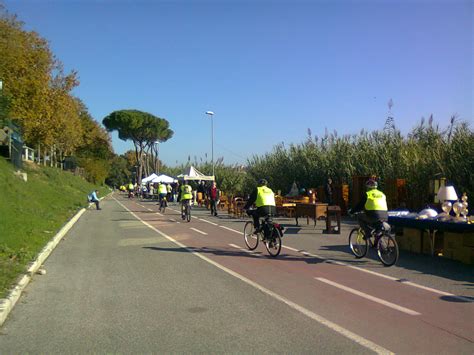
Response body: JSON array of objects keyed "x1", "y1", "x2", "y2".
[
  {"x1": 181, "y1": 199, "x2": 192, "y2": 222},
  {"x1": 348, "y1": 216, "x2": 399, "y2": 267},
  {"x1": 243, "y1": 210, "x2": 284, "y2": 257},
  {"x1": 159, "y1": 195, "x2": 167, "y2": 213}
]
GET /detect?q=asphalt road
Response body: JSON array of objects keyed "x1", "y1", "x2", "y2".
[{"x1": 1, "y1": 193, "x2": 473, "y2": 354}]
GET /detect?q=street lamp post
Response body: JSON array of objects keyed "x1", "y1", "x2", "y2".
[{"x1": 205, "y1": 111, "x2": 215, "y2": 177}]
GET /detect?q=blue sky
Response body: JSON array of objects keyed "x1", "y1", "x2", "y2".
[{"x1": 4, "y1": 0, "x2": 473, "y2": 166}]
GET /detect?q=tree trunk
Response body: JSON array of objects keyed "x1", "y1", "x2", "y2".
[{"x1": 155, "y1": 143, "x2": 160, "y2": 174}]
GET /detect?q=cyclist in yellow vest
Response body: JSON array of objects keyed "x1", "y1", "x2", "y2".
[
  {"x1": 128, "y1": 182, "x2": 135, "y2": 198},
  {"x1": 179, "y1": 180, "x2": 193, "y2": 219},
  {"x1": 243, "y1": 179, "x2": 276, "y2": 234},
  {"x1": 158, "y1": 182, "x2": 168, "y2": 206},
  {"x1": 353, "y1": 179, "x2": 388, "y2": 238}
]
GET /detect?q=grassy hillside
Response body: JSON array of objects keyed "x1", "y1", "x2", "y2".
[{"x1": 0, "y1": 157, "x2": 109, "y2": 298}]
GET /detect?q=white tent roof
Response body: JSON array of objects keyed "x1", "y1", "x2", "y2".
[
  {"x1": 177, "y1": 166, "x2": 214, "y2": 181},
  {"x1": 286, "y1": 181, "x2": 299, "y2": 197},
  {"x1": 151, "y1": 174, "x2": 177, "y2": 184},
  {"x1": 142, "y1": 173, "x2": 158, "y2": 183}
]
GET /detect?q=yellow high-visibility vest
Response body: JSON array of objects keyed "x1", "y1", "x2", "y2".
[
  {"x1": 365, "y1": 189, "x2": 388, "y2": 211},
  {"x1": 159, "y1": 184, "x2": 167, "y2": 194},
  {"x1": 181, "y1": 185, "x2": 192, "y2": 200},
  {"x1": 255, "y1": 186, "x2": 276, "y2": 208}
]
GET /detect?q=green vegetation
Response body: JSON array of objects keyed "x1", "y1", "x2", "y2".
[
  {"x1": 245, "y1": 118, "x2": 474, "y2": 209},
  {"x1": 0, "y1": 156, "x2": 108, "y2": 298}
]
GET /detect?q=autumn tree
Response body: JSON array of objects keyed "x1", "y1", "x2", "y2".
[{"x1": 0, "y1": 6, "x2": 82, "y2": 165}]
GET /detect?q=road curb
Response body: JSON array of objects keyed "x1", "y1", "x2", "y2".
[{"x1": 0, "y1": 207, "x2": 87, "y2": 327}]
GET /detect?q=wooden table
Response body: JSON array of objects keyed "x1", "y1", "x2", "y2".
[
  {"x1": 294, "y1": 203, "x2": 328, "y2": 227},
  {"x1": 388, "y1": 216, "x2": 474, "y2": 257},
  {"x1": 276, "y1": 203, "x2": 296, "y2": 217}
]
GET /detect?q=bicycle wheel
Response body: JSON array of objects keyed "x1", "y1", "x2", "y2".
[
  {"x1": 244, "y1": 221, "x2": 259, "y2": 250},
  {"x1": 265, "y1": 227, "x2": 282, "y2": 257},
  {"x1": 349, "y1": 228, "x2": 368, "y2": 258},
  {"x1": 377, "y1": 234, "x2": 399, "y2": 266},
  {"x1": 186, "y1": 204, "x2": 191, "y2": 222}
]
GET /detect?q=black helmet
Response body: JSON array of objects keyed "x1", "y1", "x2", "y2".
[
  {"x1": 257, "y1": 178, "x2": 268, "y2": 186},
  {"x1": 366, "y1": 179, "x2": 378, "y2": 189}
]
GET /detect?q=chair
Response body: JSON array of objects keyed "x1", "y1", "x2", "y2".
[
  {"x1": 219, "y1": 195, "x2": 228, "y2": 210},
  {"x1": 227, "y1": 198, "x2": 235, "y2": 216},
  {"x1": 234, "y1": 197, "x2": 245, "y2": 218}
]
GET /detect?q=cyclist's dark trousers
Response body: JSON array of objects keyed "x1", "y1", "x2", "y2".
[
  {"x1": 159, "y1": 193, "x2": 167, "y2": 205},
  {"x1": 358, "y1": 210, "x2": 388, "y2": 237},
  {"x1": 249, "y1": 206, "x2": 276, "y2": 229}
]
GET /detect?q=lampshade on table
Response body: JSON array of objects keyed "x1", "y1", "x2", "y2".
[{"x1": 437, "y1": 186, "x2": 458, "y2": 201}]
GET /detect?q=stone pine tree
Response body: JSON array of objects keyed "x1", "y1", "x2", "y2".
[{"x1": 102, "y1": 110, "x2": 173, "y2": 185}]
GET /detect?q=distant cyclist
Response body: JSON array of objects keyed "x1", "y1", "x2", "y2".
[
  {"x1": 244, "y1": 179, "x2": 276, "y2": 234},
  {"x1": 157, "y1": 182, "x2": 168, "y2": 206},
  {"x1": 127, "y1": 182, "x2": 134, "y2": 198},
  {"x1": 180, "y1": 180, "x2": 193, "y2": 220},
  {"x1": 352, "y1": 178, "x2": 388, "y2": 239}
]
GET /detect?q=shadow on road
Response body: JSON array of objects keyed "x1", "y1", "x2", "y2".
[{"x1": 143, "y1": 245, "x2": 326, "y2": 264}]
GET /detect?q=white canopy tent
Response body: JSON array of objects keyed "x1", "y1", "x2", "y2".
[
  {"x1": 286, "y1": 181, "x2": 299, "y2": 197},
  {"x1": 177, "y1": 166, "x2": 214, "y2": 181},
  {"x1": 141, "y1": 173, "x2": 158, "y2": 183},
  {"x1": 151, "y1": 174, "x2": 177, "y2": 184}
]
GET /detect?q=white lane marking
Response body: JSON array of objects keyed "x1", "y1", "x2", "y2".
[
  {"x1": 156, "y1": 212, "x2": 163, "y2": 216},
  {"x1": 147, "y1": 208, "x2": 153, "y2": 212},
  {"x1": 398, "y1": 281, "x2": 472, "y2": 302},
  {"x1": 219, "y1": 225, "x2": 241, "y2": 234},
  {"x1": 190, "y1": 227, "x2": 208, "y2": 235},
  {"x1": 192, "y1": 216, "x2": 198, "y2": 219},
  {"x1": 283, "y1": 245, "x2": 300, "y2": 252},
  {"x1": 302, "y1": 251, "x2": 324, "y2": 259},
  {"x1": 283, "y1": 242, "x2": 470, "y2": 302},
  {"x1": 315, "y1": 277, "x2": 421, "y2": 316},
  {"x1": 169, "y1": 218, "x2": 176, "y2": 222},
  {"x1": 114, "y1": 197, "x2": 393, "y2": 355},
  {"x1": 322, "y1": 259, "x2": 472, "y2": 302},
  {"x1": 229, "y1": 243, "x2": 262, "y2": 256},
  {"x1": 199, "y1": 218, "x2": 218, "y2": 226}
]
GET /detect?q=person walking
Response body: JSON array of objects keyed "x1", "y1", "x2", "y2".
[
  {"x1": 325, "y1": 178, "x2": 334, "y2": 205},
  {"x1": 166, "y1": 183, "x2": 172, "y2": 202},
  {"x1": 208, "y1": 181, "x2": 220, "y2": 217}
]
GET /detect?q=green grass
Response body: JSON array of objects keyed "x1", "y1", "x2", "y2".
[{"x1": 0, "y1": 157, "x2": 109, "y2": 298}]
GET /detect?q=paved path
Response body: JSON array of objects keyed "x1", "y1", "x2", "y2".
[{"x1": 1, "y1": 193, "x2": 473, "y2": 353}]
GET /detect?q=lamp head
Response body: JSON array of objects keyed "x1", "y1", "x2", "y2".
[{"x1": 205, "y1": 111, "x2": 214, "y2": 116}]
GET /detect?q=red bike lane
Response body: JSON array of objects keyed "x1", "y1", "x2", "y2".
[{"x1": 118, "y1": 196, "x2": 474, "y2": 354}]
